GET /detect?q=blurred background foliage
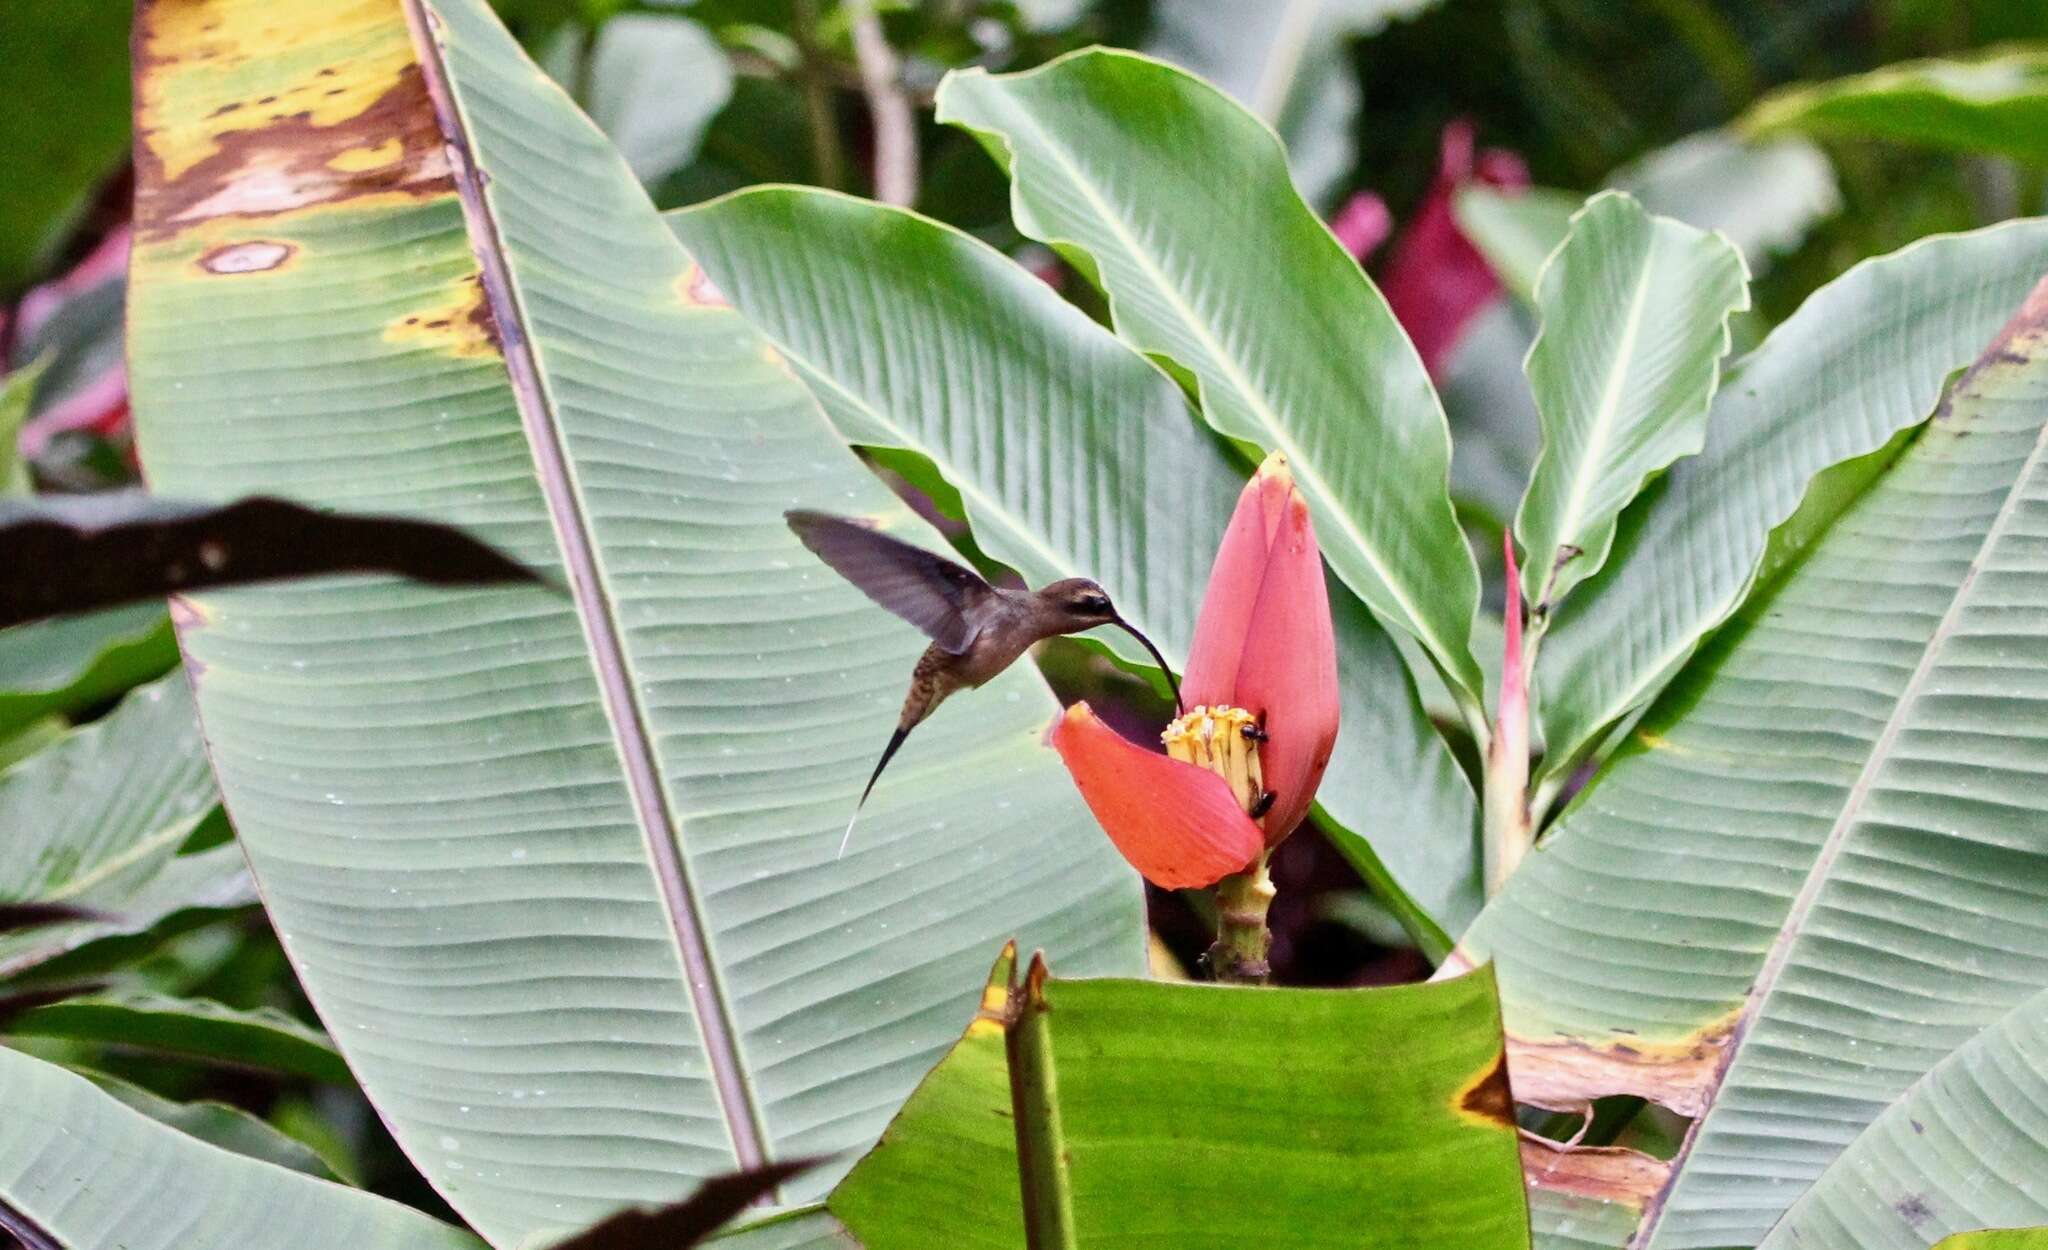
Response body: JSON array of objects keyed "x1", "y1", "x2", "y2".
[{"x1": 3, "y1": 0, "x2": 2045, "y2": 1224}]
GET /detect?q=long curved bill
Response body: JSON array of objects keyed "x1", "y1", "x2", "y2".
[{"x1": 1111, "y1": 618, "x2": 1184, "y2": 713}]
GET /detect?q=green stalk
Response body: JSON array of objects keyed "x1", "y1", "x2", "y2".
[
  {"x1": 1206, "y1": 853, "x2": 1275, "y2": 985},
  {"x1": 1005, "y1": 954, "x2": 1076, "y2": 1248}
]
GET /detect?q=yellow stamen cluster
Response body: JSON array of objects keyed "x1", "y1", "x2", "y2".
[{"x1": 1161, "y1": 704, "x2": 1265, "y2": 816}]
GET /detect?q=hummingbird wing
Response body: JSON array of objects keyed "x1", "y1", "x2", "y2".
[{"x1": 785, "y1": 510, "x2": 999, "y2": 655}]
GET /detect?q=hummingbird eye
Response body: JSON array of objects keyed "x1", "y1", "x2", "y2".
[{"x1": 1072, "y1": 593, "x2": 1113, "y2": 615}]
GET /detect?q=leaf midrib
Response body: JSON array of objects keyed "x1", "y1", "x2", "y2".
[
  {"x1": 1637, "y1": 379, "x2": 2048, "y2": 1247},
  {"x1": 954, "y1": 69, "x2": 1473, "y2": 699},
  {"x1": 401, "y1": 0, "x2": 768, "y2": 1174}
]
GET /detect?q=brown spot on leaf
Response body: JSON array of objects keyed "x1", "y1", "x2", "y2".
[
  {"x1": 1941, "y1": 274, "x2": 2048, "y2": 416},
  {"x1": 1895, "y1": 1194, "x2": 1933, "y2": 1227},
  {"x1": 1456, "y1": 1051, "x2": 1517, "y2": 1129},
  {"x1": 383, "y1": 273, "x2": 502, "y2": 361},
  {"x1": 1520, "y1": 1131, "x2": 1671, "y2": 1207},
  {"x1": 133, "y1": 0, "x2": 452, "y2": 239},
  {"x1": 678, "y1": 263, "x2": 731, "y2": 309},
  {"x1": 1506, "y1": 1014, "x2": 1737, "y2": 1119},
  {"x1": 198, "y1": 240, "x2": 295, "y2": 275}
]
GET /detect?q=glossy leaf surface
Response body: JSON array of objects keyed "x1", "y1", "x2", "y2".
[
  {"x1": 938, "y1": 50, "x2": 1485, "y2": 713},
  {"x1": 127, "y1": 1, "x2": 1141, "y2": 1244},
  {"x1": 835, "y1": 950, "x2": 1529, "y2": 1249},
  {"x1": 1533, "y1": 219, "x2": 2048, "y2": 779},
  {"x1": 1513, "y1": 191, "x2": 1748, "y2": 610},
  {"x1": 671, "y1": 186, "x2": 1479, "y2": 939}
]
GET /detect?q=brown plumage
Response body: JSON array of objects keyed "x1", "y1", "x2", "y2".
[{"x1": 785, "y1": 510, "x2": 1181, "y2": 855}]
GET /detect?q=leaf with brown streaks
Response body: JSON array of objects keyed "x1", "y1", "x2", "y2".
[{"x1": 1463, "y1": 273, "x2": 2048, "y2": 1249}]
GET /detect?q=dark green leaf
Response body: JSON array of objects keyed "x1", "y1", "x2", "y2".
[{"x1": 4, "y1": 992, "x2": 350, "y2": 1083}]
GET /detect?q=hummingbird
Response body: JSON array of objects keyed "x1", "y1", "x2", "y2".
[{"x1": 785, "y1": 509, "x2": 1182, "y2": 855}]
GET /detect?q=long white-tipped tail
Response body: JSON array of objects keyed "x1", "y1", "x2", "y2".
[{"x1": 839, "y1": 724, "x2": 911, "y2": 858}]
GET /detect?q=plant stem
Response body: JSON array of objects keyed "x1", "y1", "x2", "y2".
[
  {"x1": 1485, "y1": 532, "x2": 1534, "y2": 897},
  {"x1": 791, "y1": 0, "x2": 846, "y2": 191},
  {"x1": 1207, "y1": 853, "x2": 1275, "y2": 985},
  {"x1": 1483, "y1": 729, "x2": 1531, "y2": 898},
  {"x1": 844, "y1": 0, "x2": 918, "y2": 207}
]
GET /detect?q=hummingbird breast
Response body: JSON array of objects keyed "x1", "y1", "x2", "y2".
[{"x1": 900, "y1": 628, "x2": 1035, "y2": 730}]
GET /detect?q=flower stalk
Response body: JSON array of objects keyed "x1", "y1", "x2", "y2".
[
  {"x1": 1208, "y1": 853, "x2": 1276, "y2": 985},
  {"x1": 1049, "y1": 452, "x2": 1338, "y2": 982}
]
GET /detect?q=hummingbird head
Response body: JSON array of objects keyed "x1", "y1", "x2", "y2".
[
  {"x1": 1044, "y1": 577, "x2": 1119, "y2": 628},
  {"x1": 1041, "y1": 578, "x2": 1184, "y2": 712}
]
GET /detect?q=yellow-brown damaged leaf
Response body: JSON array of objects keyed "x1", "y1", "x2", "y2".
[
  {"x1": 133, "y1": 0, "x2": 452, "y2": 238},
  {"x1": 1452, "y1": 1049, "x2": 1517, "y2": 1132},
  {"x1": 1506, "y1": 1014, "x2": 1736, "y2": 1120},
  {"x1": 383, "y1": 273, "x2": 503, "y2": 360},
  {"x1": 327, "y1": 138, "x2": 407, "y2": 174},
  {"x1": 676, "y1": 263, "x2": 732, "y2": 309},
  {"x1": 964, "y1": 941, "x2": 1019, "y2": 1040},
  {"x1": 1437, "y1": 948, "x2": 1737, "y2": 1118},
  {"x1": 1520, "y1": 1131, "x2": 1671, "y2": 1207}
]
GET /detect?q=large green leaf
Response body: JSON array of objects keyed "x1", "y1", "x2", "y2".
[
  {"x1": 0, "y1": 603, "x2": 179, "y2": 740},
  {"x1": 0, "y1": 673, "x2": 226, "y2": 978},
  {"x1": 936, "y1": 49, "x2": 1486, "y2": 718},
  {"x1": 0, "y1": 1046, "x2": 483, "y2": 1250},
  {"x1": 1446, "y1": 134, "x2": 1835, "y2": 529},
  {"x1": 126, "y1": 2, "x2": 1141, "y2": 1246},
  {"x1": 5, "y1": 992, "x2": 349, "y2": 1083},
  {"x1": 827, "y1": 947, "x2": 1019, "y2": 1249},
  {"x1": 669, "y1": 186, "x2": 1479, "y2": 943},
  {"x1": 834, "y1": 948, "x2": 1529, "y2": 1248},
  {"x1": 1532, "y1": 219, "x2": 2048, "y2": 783},
  {"x1": 1745, "y1": 48, "x2": 2048, "y2": 164},
  {"x1": 1512, "y1": 190, "x2": 1748, "y2": 611},
  {"x1": 1762, "y1": 986, "x2": 2048, "y2": 1250},
  {"x1": 1458, "y1": 280, "x2": 2048, "y2": 1248}
]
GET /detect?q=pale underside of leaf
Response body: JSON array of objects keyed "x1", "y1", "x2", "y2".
[
  {"x1": 125, "y1": 2, "x2": 1140, "y2": 1245},
  {"x1": 1533, "y1": 218, "x2": 2048, "y2": 781},
  {"x1": 1513, "y1": 190, "x2": 1749, "y2": 612},
  {"x1": 1461, "y1": 277, "x2": 2048, "y2": 1248},
  {"x1": 1761, "y1": 984, "x2": 2048, "y2": 1250}
]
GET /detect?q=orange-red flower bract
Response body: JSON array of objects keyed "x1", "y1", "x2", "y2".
[
  {"x1": 1047, "y1": 452, "x2": 1341, "y2": 891},
  {"x1": 1049, "y1": 703, "x2": 1265, "y2": 889},
  {"x1": 1182, "y1": 454, "x2": 1340, "y2": 844}
]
